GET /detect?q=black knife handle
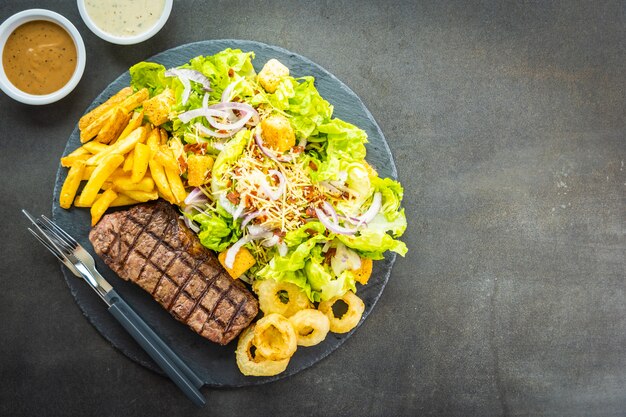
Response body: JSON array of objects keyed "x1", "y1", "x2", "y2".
[{"x1": 105, "y1": 290, "x2": 206, "y2": 407}]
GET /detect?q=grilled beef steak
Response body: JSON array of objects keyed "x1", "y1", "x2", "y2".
[{"x1": 88, "y1": 200, "x2": 258, "y2": 345}]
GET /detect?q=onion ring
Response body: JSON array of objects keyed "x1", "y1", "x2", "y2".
[
  {"x1": 318, "y1": 291, "x2": 365, "y2": 334},
  {"x1": 253, "y1": 313, "x2": 297, "y2": 360},
  {"x1": 236, "y1": 325, "x2": 290, "y2": 376},
  {"x1": 254, "y1": 279, "x2": 312, "y2": 317},
  {"x1": 288, "y1": 309, "x2": 330, "y2": 347}
]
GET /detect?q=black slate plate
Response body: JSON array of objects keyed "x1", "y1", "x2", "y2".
[{"x1": 52, "y1": 40, "x2": 398, "y2": 387}]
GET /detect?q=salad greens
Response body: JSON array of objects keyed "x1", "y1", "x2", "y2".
[{"x1": 130, "y1": 48, "x2": 407, "y2": 302}]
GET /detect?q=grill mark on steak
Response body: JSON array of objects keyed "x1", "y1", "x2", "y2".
[
  {"x1": 89, "y1": 200, "x2": 259, "y2": 345},
  {"x1": 167, "y1": 257, "x2": 203, "y2": 311},
  {"x1": 183, "y1": 269, "x2": 219, "y2": 323}
]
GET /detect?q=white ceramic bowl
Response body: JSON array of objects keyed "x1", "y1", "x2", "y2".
[
  {"x1": 77, "y1": 0, "x2": 173, "y2": 45},
  {"x1": 0, "y1": 9, "x2": 86, "y2": 105}
]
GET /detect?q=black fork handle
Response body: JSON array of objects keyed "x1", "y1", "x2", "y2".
[{"x1": 105, "y1": 290, "x2": 206, "y2": 407}]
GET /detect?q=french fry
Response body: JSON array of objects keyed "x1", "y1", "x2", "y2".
[
  {"x1": 60, "y1": 153, "x2": 91, "y2": 168},
  {"x1": 118, "y1": 110, "x2": 144, "y2": 142},
  {"x1": 85, "y1": 125, "x2": 147, "y2": 166},
  {"x1": 90, "y1": 189, "x2": 118, "y2": 226},
  {"x1": 96, "y1": 107, "x2": 130, "y2": 144},
  {"x1": 159, "y1": 128, "x2": 169, "y2": 145},
  {"x1": 59, "y1": 160, "x2": 86, "y2": 209},
  {"x1": 113, "y1": 176, "x2": 154, "y2": 192},
  {"x1": 165, "y1": 165, "x2": 187, "y2": 204},
  {"x1": 63, "y1": 146, "x2": 90, "y2": 158},
  {"x1": 146, "y1": 127, "x2": 161, "y2": 153},
  {"x1": 131, "y1": 143, "x2": 150, "y2": 183},
  {"x1": 78, "y1": 87, "x2": 132, "y2": 131},
  {"x1": 76, "y1": 154, "x2": 125, "y2": 207},
  {"x1": 153, "y1": 147, "x2": 179, "y2": 172},
  {"x1": 82, "y1": 166, "x2": 96, "y2": 181},
  {"x1": 117, "y1": 189, "x2": 158, "y2": 202},
  {"x1": 148, "y1": 160, "x2": 175, "y2": 203},
  {"x1": 122, "y1": 150, "x2": 135, "y2": 172},
  {"x1": 187, "y1": 154, "x2": 214, "y2": 187},
  {"x1": 110, "y1": 194, "x2": 140, "y2": 207},
  {"x1": 82, "y1": 141, "x2": 109, "y2": 154}
]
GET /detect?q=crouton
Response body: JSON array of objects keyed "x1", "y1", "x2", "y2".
[
  {"x1": 258, "y1": 59, "x2": 289, "y2": 93},
  {"x1": 143, "y1": 88, "x2": 174, "y2": 126},
  {"x1": 260, "y1": 114, "x2": 296, "y2": 152},
  {"x1": 353, "y1": 258, "x2": 373, "y2": 285},
  {"x1": 187, "y1": 154, "x2": 214, "y2": 187},
  {"x1": 219, "y1": 247, "x2": 257, "y2": 279}
]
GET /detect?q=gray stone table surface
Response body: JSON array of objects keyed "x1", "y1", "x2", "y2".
[{"x1": 0, "y1": 1, "x2": 623, "y2": 416}]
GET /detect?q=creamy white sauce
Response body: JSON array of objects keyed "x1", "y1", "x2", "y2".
[{"x1": 84, "y1": 0, "x2": 166, "y2": 37}]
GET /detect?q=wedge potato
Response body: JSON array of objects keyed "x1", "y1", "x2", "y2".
[
  {"x1": 59, "y1": 160, "x2": 86, "y2": 209},
  {"x1": 90, "y1": 189, "x2": 118, "y2": 226},
  {"x1": 78, "y1": 87, "x2": 132, "y2": 131}
]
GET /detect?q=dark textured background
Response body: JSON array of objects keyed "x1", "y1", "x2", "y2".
[{"x1": 1, "y1": 1, "x2": 624, "y2": 416}]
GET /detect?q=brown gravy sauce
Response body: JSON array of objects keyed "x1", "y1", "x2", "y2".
[{"x1": 2, "y1": 20, "x2": 77, "y2": 95}]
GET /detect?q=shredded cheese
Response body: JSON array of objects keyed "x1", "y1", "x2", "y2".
[{"x1": 230, "y1": 139, "x2": 323, "y2": 233}]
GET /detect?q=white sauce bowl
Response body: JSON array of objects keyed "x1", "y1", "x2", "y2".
[
  {"x1": 77, "y1": 0, "x2": 173, "y2": 45},
  {"x1": 0, "y1": 9, "x2": 86, "y2": 105}
]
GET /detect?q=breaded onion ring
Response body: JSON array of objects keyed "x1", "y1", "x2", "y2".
[
  {"x1": 254, "y1": 279, "x2": 311, "y2": 317},
  {"x1": 318, "y1": 291, "x2": 365, "y2": 334},
  {"x1": 236, "y1": 326, "x2": 290, "y2": 376},
  {"x1": 289, "y1": 309, "x2": 330, "y2": 347},
  {"x1": 253, "y1": 313, "x2": 298, "y2": 360}
]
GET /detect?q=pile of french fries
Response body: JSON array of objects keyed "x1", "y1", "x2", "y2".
[{"x1": 59, "y1": 87, "x2": 214, "y2": 226}]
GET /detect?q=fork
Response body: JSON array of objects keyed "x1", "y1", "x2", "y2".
[{"x1": 23, "y1": 210, "x2": 206, "y2": 407}]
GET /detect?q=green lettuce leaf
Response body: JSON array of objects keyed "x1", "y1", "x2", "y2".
[{"x1": 129, "y1": 62, "x2": 168, "y2": 96}]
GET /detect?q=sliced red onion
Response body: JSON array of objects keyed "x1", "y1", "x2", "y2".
[
  {"x1": 319, "y1": 181, "x2": 343, "y2": 196},
  {"x1": 165, "y1": 68, "x2": 212, "y2": 91},
  {"x1": 241, "y1": 211, "x2": 263, "y2": 228},
  {"x1": 322, "y1": 201, "x2": 339, "y2": 224},
  {"x1": 184, "y1": 187, "x2": 208, "y2": 207},
  {"x1": 277, "y1": 242, "x2": 288, "y2": 257},
  {"x1": 233, "y1": 202, "x2": 246, "y2": 219},
  {"x1": 206, "y1": 102, "x2": 259, "y2": 131},
  {"x1": 247, "y1": 224, "x2": 270, "y2": 238},
  {"x1": 258, "y1": 169, "x2": 285, "y2": 200},
  {"x1": 221, "y1": 78, "x2": 244, "y2": 103},
  {"x1": 261, "y1": 234, "x2": 281, "y2": 247},
  {"x1": 314, "y1": 208, "x2": 357, "y2": 235},
  {"x1": 356, "y1": 192, "x2": 382, "y2": 226},
  {"x1": 178, "y1": 108, "x2": 230, "y2": 124},
  {"x1": 202, "y1": 92, "x2": 209, "y2": 109},
  {"x1": 194, "y1": 122, "x2": 238, "y2": 138},
  {"x1": 225, "y1": 235, "x2": 253, "y2": 268}
]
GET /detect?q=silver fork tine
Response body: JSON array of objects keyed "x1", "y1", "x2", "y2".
[
  {"x1": 36, "y1": 217, "x2": 75, "y2": 256},
  {"x1": 28, "y1": 228, "x2": 64, "y2": 261},
  {"x1": 40, "y1": 215, "x2": 78, "y2": 248}
]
